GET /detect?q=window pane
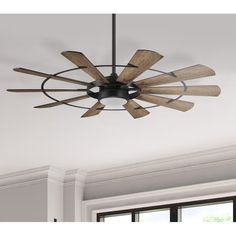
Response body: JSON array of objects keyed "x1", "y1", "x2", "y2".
[
  {"x1": 104, "y1": 213, "x2": 131, "y2": 222},
  {"x1": 139, "y1": 209, "x2": 170, "y2": 222},
  {"x1": 181, "y1": 201, "x2": 233, "y2": 222}
]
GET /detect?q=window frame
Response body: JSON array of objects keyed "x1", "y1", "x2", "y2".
[{"x1": 97, "y1": 196, "x2": 236, "y2": 222}]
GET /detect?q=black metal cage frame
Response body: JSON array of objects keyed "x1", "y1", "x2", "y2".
[{"x1": 41, "y1": 65, "x2": 187, "y2": 111}]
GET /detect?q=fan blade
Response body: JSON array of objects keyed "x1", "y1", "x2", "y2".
[
  {"x1": 137, "y1": 94, "x2": 194, "y2": 112},
  {"x1": 34, "y1": 95, "x2": 89, "y2": 108},
  {"x1": 81, "y1": 102, "x2": 105, "y2": 118},
  {"x1": 13, "y1": 68, "x2": 89, "y2": 86},
  {"x1": 141, "y1": 85, "x2": 221, "y2": 96},
  {"x1": 123, "y1": 100, "x2": 150, "y2": 119},
  {"x1": 135, "y1": 64, "x2": 215, "y2": 86},
  {"x1": 7, "y1": 89, "x2": 87, "y2": 93},
  {"x1": 117, "y1": 49, "x2": 163, "y2": 84},
  {"x1": 61, "y1": 51, "x2": 108, "y2": 83}
]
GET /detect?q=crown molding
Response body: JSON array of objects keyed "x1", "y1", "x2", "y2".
[
  {"x1": 86, "y1": 145, "x2": 236, "y2": 185},
  {"x1": 0, "y1": 165, "x2": 87, "y2": 190},
  {"x1": 1, "y1": 145, "x2": 236, "y2": 191},
  {"x1": 64, "y1": 169, "x2": 87, "y2": 187},
  {"x1": 0, "y1": 166, "x2": 65, "y2": 190}
]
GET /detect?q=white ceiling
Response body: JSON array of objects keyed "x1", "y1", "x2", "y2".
[{"x1": 1, "y1": 14, "x2": 236, "y2": 174}]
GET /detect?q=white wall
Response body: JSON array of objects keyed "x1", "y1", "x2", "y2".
[
  {"x1": 47, "y1": 181, "x2": 64, "y2": 222},
  {"x1": 63, "y1": 184, "x2": 76, "y2": 221},
  {"x1": 0, "y1": 181, "x2": 47, "y2": 222},
  {"x1": 0, "y1": 166, "x2": 66, "y2": 222},
  {"x1": 0, "y1": 166, "x2": 86, "y2": 222},
  {"x1": 63, "y1": 169, "x2": 86, "y2": 222}
]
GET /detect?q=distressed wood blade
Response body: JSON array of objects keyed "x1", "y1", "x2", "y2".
[
  {"x1": 141, "y1": 85, "x2": 221, "y2": 96},
  {"x1": 13, "y1": 68, "x2": 89, "y2": 86},
  {"x1": 7, "y1": 89, "x2": 87, "y2": 93},
  {"x1": 61, "y1": 51, "x2": 108, "y2": 83},
  {"x1": 81, "y1": 102, "x2": 105, "y2": 118},
  {"x1": 117, "y1": 49, "x2": 163, "y2": 84},
  {"x1": 34, "y1": 95, "x2": 89, "y2": 108},
  {"x1": 135, "y1": 64, "x2": 215, "y2": 86},
  {"x1": 137, "y1": 94, "x2": 194, "y2": 112},
  {"x1": 123, "y1": 100, "x2": 150, "y2": 119}
]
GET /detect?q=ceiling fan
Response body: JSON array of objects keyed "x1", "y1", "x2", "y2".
[{"x1": 7, "y1": 14, "x2": 221, "y2": 119}]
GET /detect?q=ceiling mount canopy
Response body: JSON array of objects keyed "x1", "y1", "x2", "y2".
[{"x1": 7, "y1": 14, "x2": 221, "y2": 119}]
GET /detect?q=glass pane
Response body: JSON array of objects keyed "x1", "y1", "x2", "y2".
[
  {"x1": 139, "y1": 209, "x2": 170, "y2": 222},
  {"x1": 104, "y1": 213, "x2": 131, "y2": 222},
  {"x1": 181, "y1": 201, "x2": 233, "y2": 222}
]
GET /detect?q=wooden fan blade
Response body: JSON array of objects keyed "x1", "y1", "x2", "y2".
[
  {"x1": 34, "y1": 95, "x2": 89, "y2": 108},
  {"x1": 81, "y1": 102, "x2": 105, "y2": 118},
  {"x1": 13, "y1": 68, "x2": 89, "y2": 86},
  {"x1": 137, "y1": 94, "x2": 194, "y2": 112},
  {"x1": 141, "y1": 85, "x2": 221, "y2": 96},
  {"x1": 117, "y1": 49, "x2": 163, "y2": 84},
  {"x1": 123, "y1": 100, "x2": 150, "y2": 119},
  {"x1": 135, "y1": 64, "x2": 215, "y2": 86},
  {"x1": 61, "y1": 51, "x2": 108, "y2": 83},
  {"x1": 7, "y1": 89, "x2": 87, "y2": 93}
]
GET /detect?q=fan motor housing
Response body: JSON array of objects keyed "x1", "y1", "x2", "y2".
[
  {"x1": 87, "y1": 80, "x2": 141, "y2": 101},
  {"x1": 99, "y1": 86, "x2": 129, "y2": 101}
]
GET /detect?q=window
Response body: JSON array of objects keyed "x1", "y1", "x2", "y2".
[
  {"x1": 180, "y1": 201, "x2": 233, "y2": 222},
  {"x1": 139, "y1": 209, "x2": 170, "y2": 222},
  {"x1": 97, "y1": 196, "x2": 236, "y2": 222},
  {"x1": 102, "y1": 213, "x2": 132, "y2": 222}
]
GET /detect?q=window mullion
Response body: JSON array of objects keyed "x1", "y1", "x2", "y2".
[
  {"x1": 132, "y1": 211, "x2": 139, "y2": 222},
  {"x1": 170, "y1": 206, "x2": 178, "y2": 222},
  {"x1": 97, "y1": 214, "x2": 104, "y2": 222}
]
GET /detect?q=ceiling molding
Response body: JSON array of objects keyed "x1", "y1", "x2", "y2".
[
  {"x1": 0, "y1": 166, "x2": 87, "y2": 190},
  {"x1": 64, "y1": 169, "x2": 87, "y2": 187},
  {"x1": 0, "y1": 166, "x2": 65, "y2": 190},
  {"x1": 86, "y1": 145, "x2": 236, "y2": 185},
  {"x1": 1, "y1": 145, "x2": 236, "y2": 190}
]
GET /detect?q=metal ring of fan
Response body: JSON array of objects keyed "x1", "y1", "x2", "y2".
[{"x1": 41, "y1": 65, "x2": 186, "y2": 111}]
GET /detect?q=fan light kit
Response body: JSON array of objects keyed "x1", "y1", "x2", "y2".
[{"x1": 7, "y1": 14, "x2": 221, "y2": 119}]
